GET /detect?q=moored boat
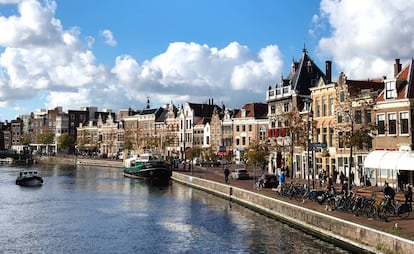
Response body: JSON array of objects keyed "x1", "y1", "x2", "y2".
[
  {"x1": 16, "y1": 170, "x2": 44, "y2": 187},
  {"x1": 123, "y1": 152, "x2": 172, "y2": 181}
]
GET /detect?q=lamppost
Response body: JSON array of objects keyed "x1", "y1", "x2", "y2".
[
  {"x1": 348, "y1": 118, "x2": 354, "y2": 193},
  {"x1": 305, "y1": 98, "x2": 314, "y2": 190}
]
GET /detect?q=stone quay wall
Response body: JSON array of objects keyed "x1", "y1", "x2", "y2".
[
  {"x1": 172, "y1": 172, "x2": 414, "y2": 254},
  {"x1": 34, "y1": 156, "x2": 123, "y2": 168}
]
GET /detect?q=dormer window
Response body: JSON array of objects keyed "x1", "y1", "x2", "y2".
[{"x1": 385, "y1": 80, "x2": 397, "y2": 99}]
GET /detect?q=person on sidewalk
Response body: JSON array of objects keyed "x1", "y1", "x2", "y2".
[
  {"x1": 224, "y1": 167, "x2": 230, "y2": 184},
  {"x1": 275, "y1": 170, "x2": 285, "y2": 194},
  {"x1": 383, "y1": 182, "x2": 396, "y2": 203},
  {"x1": 404, "y1": 184, "x2": 412, "y2": 212}
]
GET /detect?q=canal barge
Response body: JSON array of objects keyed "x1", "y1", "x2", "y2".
[
  {"x1": 16, "y1": 170, "x2": 44, "y2": 187},
  {"x1": 123, "y1": 152, "x2": 172, "y2": 181}
]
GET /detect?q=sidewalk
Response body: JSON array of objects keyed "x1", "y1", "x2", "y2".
[{"x1": 180, "y1": 164, "x2": 414, "y2": 240}]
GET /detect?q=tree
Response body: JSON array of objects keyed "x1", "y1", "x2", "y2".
[
  {"x1": 57, "y1": 133, "x2": 75, "y2": 153},
  {"x1": 36, "y1": 129, "x2": 55, "y2": 145},
  {"x1": 20, "y1": 133, "x2": 32, "y2": 146},
  {"x1": 35, "y1": 129, "x2": 55, "y2": 154},
  {"x1": 123, "y1": 129, "x2": 136, "y2": 152},
  {"x1": 247, "y1": 140, "x2": 268, "y2": 169},
  {"x1": 335, "y1": 73, "x2": 378, "y2": 186}
]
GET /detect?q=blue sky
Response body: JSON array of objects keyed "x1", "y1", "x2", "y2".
[
  {"x1": 56, "y1": 1, "x2": 322, "y2": 65},
  {"x1": 0, "y1": 0, "x2": 413, "y2": 121}
]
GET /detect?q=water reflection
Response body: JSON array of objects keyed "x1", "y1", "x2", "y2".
[{"x1": 0, "y1": 164, "x2": 350, "y2": 254}]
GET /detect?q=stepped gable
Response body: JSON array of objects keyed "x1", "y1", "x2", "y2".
[{"x1": 285, "y1": 48, "x2": 327, "y2": 96}]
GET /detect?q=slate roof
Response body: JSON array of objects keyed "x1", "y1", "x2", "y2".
[
  {"x1": 188, "y1": 103, "x2": 222, "y2": 118},
  {"x1": 377, "y1": 59, "x2": 414, "y2": 101},
  {"x1": 283, "y1": 48, "x2": 326, "y2": 96},
  {"x1": 346, "y1": 79, "x2": 383, "y2": 95}
]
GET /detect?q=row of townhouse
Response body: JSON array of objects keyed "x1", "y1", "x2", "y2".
[
  {"x1": 0, "y1": 106, "x2": 116, "y2": 155},
  {"x1": 116, "y1": 99, "x2": 268, "y2": 164},
  {"x1": 2, "y1": 48, "x2": 414, "y2": 188},
  {"x1": 268, "y1": 49, "x2": 414, "y2": 190}
]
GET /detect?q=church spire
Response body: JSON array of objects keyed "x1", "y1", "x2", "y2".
[{"x1": 146, "y1": 97, "x2": 150, "y2": 109}]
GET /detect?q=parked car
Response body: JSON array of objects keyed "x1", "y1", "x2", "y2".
[
  {"x1": 256, "y1": 174, "x2": 278, "y2": 188},
  {"x1": 231, "y1": 168, "x2": 250, "y2": 180},
  {"x1": 201, "y1": 160, "x2": 221, "y2": 167}
]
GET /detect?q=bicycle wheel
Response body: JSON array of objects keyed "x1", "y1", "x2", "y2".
[
  {"x1": 377, "y1": 205, "x2": 388, "y2": 221},
  {"x1": 398, "y1": 204, "x2": 410, "y2": 219},
  {"x1": 363, "y1": 202, "x2": 376, "y2": 219},
  {"x1": 384, "y1": 205, "x2": 394, "y2": 219}
]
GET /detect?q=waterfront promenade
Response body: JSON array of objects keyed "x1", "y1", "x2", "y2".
[
  {"x1": 173, "y1": 163, "x2": 414, "y2": 254},
  {"x1": 184, "y1": 164, "x2": 414, "y2": 238}
]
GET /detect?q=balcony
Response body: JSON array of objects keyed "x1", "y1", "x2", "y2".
[{"x1": 266, "y1": 86, "x2": 292, "y2": 101}]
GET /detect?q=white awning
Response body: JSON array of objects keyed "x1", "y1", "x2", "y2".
[
  {"x1": 396, "y1": 152, "x2": 414, "y2": 171},
  {"x1": 364, "y1": 151, "x2": 387, "y2": 169},
  {"x1": 364, "y1": 150, "x2": 414, "y2": 171}
]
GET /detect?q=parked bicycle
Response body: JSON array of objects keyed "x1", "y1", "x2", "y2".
[{"x1": 377, "y1": 195, "x2": 410, "y2": 221}]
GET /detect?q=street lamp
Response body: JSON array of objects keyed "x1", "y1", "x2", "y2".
[{"x1": 304, "y1": 97, "x2": 314, "y2": 190}]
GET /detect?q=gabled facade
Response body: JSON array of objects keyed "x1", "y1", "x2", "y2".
[
  {"x1": 97, "y1": 114, "x2": 123, "y2": 157},
  {"x1": 372, "y1": 59, "x2": 414, "y2": 187},
  {"x1": 221, "y1": 108, "x2": 238, "y2": 156},
  {"x1": 178, "y1": 99, "x2": 221, "y2": 160},
  {"x1": 267, "y1": 48, "x2": 329, "y2": 176},
  {"x1": 163, "y1": 102, "x2": 179, "y2": 158},
  {"x1": 311, "y1": 72, "x2": 383, "y2": 186},
  {"x1": 375, "y1": 59, "x2": 414, "y2": 151},
  {"x1": 232, "y1": 102, "x2": 268, "y2": 164}
]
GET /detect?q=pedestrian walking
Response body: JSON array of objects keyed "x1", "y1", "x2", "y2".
[
  {"x1": 350, "y1": 171, "x2": 355, "y2": 185},
  {"x1": 405, "y1": 184, "x2": 412, "y2": 212},
  {"x1": 224, "y1": 167, "x2": 230, "y2": 184},
  {"x1": 275, "y1": 170, "x2": 285, "y2": 193},
  {"x1": 339, "y1": 171, "x2": 345, "y2": 185},
  {"x1": 383, "y1": 182, "x2": 396, "y2": 202}
]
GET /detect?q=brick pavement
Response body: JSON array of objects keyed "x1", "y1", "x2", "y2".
[{"x1": 179, "y1": 164, "x2": 414, "y2": 240}]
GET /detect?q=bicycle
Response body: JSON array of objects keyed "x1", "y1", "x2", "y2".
[{"x1": 378, "y1": 195, "x2": 410, "y2": 221}]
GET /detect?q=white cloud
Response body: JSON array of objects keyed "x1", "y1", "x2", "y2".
[
  {"x1": 101, "y1": 29, "x2": 117, "y2": 47},
  {"x1": 0, "y1": 0, "x2": 284, "y2": 117},
  {"x1": 316, "y1": 0, "x2": 414, "y2": 79},
  {"x1": 85, "y1": 36, "x2": 95, "y2": 48},
  {"x1": 0, "y1": 0, "x2": 22, "y2": 4},
  {"x1": 111, "y1": 41, "x2": 283, "y2": 107}
]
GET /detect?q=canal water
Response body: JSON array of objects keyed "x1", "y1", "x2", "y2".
[{"x1": 0, "y1": 164, "x2": 351, "y2": 254}]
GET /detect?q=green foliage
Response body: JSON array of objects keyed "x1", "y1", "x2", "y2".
[
  {"x1": 57, "y1": 133, "x2": 74, "y2": 152},
  {"x1": 247, "y1": 141, "x2": 268, "y2": 167},
  {"x1": 19, "y1": 133, "x2": 32, "y2": 146},
  {"x1": 36, "y1": 129, "x2": 55, "y2": 144}
]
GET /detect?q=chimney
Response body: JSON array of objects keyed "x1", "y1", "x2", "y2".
[
  {"x1": 394, "y1": 59, "x2": 401, "y2": 77},
  {"x1": 325, "y1": 60, "x2": 332, "y2": 83}
]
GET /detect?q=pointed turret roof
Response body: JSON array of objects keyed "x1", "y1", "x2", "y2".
[{"x1": 284, "y1": 48, "x2": 326, "y2": 96}]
